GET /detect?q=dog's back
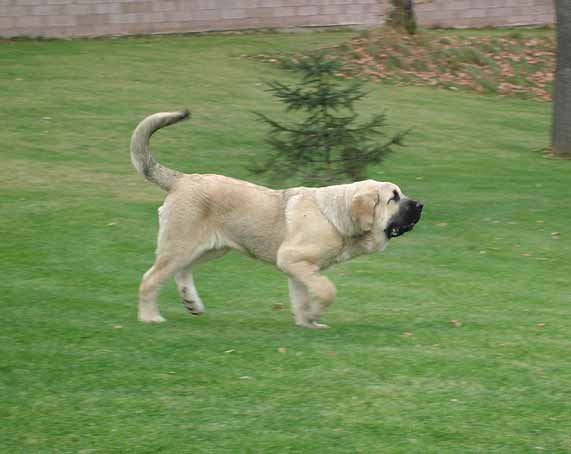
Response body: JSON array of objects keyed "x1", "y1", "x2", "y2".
[{"x1": 165, "y1": 173, "x2": 287, "y2": 263}]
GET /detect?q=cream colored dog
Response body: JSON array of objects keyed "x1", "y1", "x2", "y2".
[{"x1": 131, "y1": 110, "x2": 423, "y2": 329}]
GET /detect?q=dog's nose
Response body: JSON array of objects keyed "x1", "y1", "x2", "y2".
[{"x1": 416, "y1": 202, "x2": 424, "y2": 211}]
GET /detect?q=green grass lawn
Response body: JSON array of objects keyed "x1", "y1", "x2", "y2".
[{"x1": 1, "y1": 30, "x2": 570, "y2": 453}]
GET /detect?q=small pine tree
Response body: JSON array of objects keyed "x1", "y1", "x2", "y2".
[{"x1": 252, "y1": 52, "x2": 406, "y2": 187}]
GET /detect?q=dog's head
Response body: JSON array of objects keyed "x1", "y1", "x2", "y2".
[{"x1": 351, "y1": 180, "x2": 423, "y2": 241}]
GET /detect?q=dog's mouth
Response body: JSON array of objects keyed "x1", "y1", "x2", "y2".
[
  {"x1": 386, "y1": 221, "x2": 418, "y2": 238},
  {"x1": 385, "y1": 200, "x2": 423, "y2": 239}
]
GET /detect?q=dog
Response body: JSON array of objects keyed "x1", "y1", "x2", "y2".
[{"x1": 131, "y1": 110, "x2": 423, "y2": 329}]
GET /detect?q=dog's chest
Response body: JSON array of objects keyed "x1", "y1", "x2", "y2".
[
  {"x1": 334, "y1": 241, "x2": 366, "y2": 265},
  {"x1": 333, "y1": 235, "x2": 388, "y2": 266}
]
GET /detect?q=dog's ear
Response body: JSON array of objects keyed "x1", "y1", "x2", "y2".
[{"x1": 351, "y1": 187, "x2": 380, "y2": 234}]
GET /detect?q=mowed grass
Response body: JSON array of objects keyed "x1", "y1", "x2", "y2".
[{"x1": 1, "y1": 30, "x2": 570, "y2": 453}]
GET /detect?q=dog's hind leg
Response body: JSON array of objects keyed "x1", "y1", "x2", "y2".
[
  {"x1": 138, "y1": 255, "x2": 190, "y2": 323},
  {"x1": 139, "y1": 195, "x2": 222, "y2": 322},
  {"x1": 176, "y1": 268, "x2": 204, "y2": 316},
  {"x1": 175, "y1": 248, "x2": 228, "y2": 316}
]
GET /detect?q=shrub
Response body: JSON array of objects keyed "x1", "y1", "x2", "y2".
[{"x1": 251, "y1": 52, "x2": 406, "y2": 186}]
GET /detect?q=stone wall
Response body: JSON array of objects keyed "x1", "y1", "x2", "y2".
[
  {"x1": 415, "y1": 0, "x2": 555, "y2": 28},
  {"x1": 0, "y1": 0, "x2": 383, "y2": 38},
  {"x1": 0, "y1": 0, "x2": 555, "y2": 39}
]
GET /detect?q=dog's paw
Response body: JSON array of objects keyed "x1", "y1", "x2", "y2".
[
  {"x1": 296, "y1": 321, "x2": 330, "y2": 329},
  {"x1": 138, "y1": 314, "x2": 166, "y2": 323},
  {"x1": 310, "y1": 322, "x2": 330, "y2": 329},
  {"x1": 183, "y1": 299, "x2": 205, "y2": 316}
]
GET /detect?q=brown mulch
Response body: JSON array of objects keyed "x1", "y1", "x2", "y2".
[{"x1": 250, "y1": 29, "x2": 556, "y2": 101}]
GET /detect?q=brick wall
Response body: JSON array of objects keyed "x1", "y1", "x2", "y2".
[
  {"x1": 0, "y1": 0, "x2": 383, "y2": 38},
  {"x1": 415, "y1": 0, "x2": 555, "y2": 28},
  {"x1": 0, "y1": 0, "x2": 555, "y2": 39}
]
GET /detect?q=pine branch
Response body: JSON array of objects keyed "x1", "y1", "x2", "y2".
[{"x1": 250, "y1": 51, "x2": 408, "y2": 186}]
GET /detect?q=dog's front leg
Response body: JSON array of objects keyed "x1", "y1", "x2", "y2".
[
  {"x1": 287, "y1": 278, "x2": 315, "y2": 328},
  {"x1": 281, "y1": 259, "x2": 336, "y2": 329}
]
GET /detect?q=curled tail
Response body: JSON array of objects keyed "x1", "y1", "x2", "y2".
[{"x1": 130, "y1": 110, "x2": 190, "y2": 191}]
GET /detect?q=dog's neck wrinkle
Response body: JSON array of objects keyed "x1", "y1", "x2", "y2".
[{"x1": 313, "y1": 186, "x2": 357, "y2": 238}]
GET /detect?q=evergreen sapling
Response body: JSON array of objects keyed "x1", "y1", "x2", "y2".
[{"x1": 252, "y1": 52, "x2": 406, "y2": 186}]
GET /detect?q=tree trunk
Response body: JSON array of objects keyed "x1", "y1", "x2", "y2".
[
  {"x1": 552, "y1": 0, "x2": 571, "y2": 156},
  {"x1": 388, "y1": 0, "x2": 417, "y2": 35}
]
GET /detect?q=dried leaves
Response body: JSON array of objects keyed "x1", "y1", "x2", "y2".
[
  {"x1": 250, "y1": 30, "x2": 555, "y2": 101},
  {"x1": 338, "y1": 31, "x2": 555, "y2": 101}
]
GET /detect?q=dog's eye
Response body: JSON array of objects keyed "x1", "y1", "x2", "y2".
[{"x1": 389, "y1": 190, "x2": 400, "y2": 203}]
